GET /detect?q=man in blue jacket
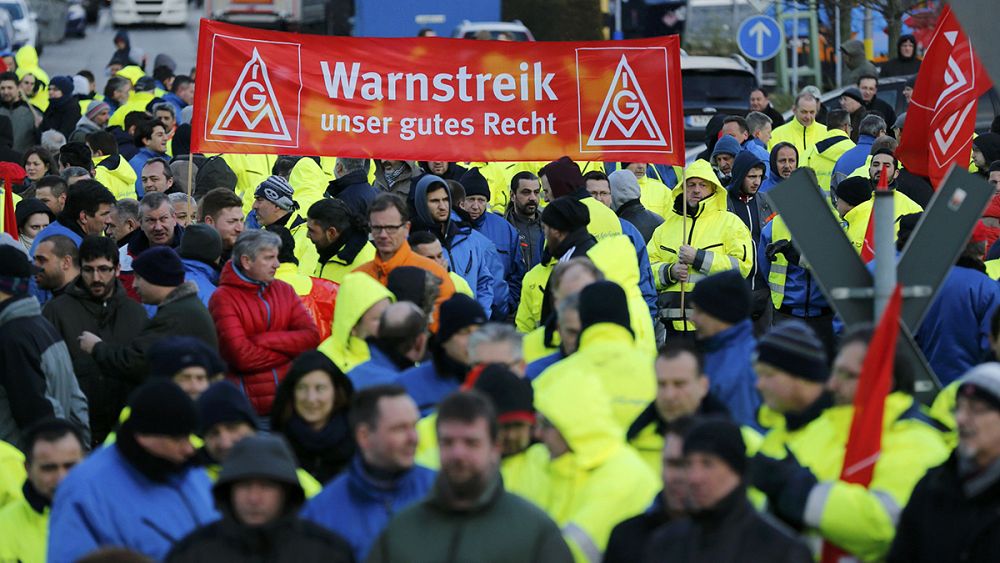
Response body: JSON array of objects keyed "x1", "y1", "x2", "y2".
[
  {"x1": 48, "y1": 380, "x2": 217, "y2": 562},
  {"x1": 460, "y1": 167, "x2": 525, "y2": 317},
  {"x1": 832, "y1": 114, "x2": 886, "y2": 189},
  {"x1": 301, "y1": 385, "x2": 435, "y2": 562},
  {"x1": 689, "y1": 270, "x2": 762, "y2": 429},
  {"x1": 410, "y1": 174, "x2": 505, "y2": 317}
]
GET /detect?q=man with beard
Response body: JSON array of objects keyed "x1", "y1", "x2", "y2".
[
  {"x1": 48, "y1": 380, "x2": 218, "y2": 562},
  {"x1": 367, "y1": 390, "x2": 573, "y2": 563},
  {"x1": 33, "y1": 235, "x2": 79, "y2": 299},
  {"x1": 504, "y1": 171, "x2": 544, "y2": 270},
  {"x1": 42, "y1": 236, "x2": 147, "y2": 446}
]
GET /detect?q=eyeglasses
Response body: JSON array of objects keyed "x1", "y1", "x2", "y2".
[
  {"x1": 82, "y1": 266, "x2": 115, "y2": 275},
  {"x1": 370, "y1": 224, "x2": 405, "y2": 234}
]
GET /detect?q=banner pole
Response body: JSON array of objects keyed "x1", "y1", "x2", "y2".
[
  {"x1": 680, "y1": 179, "x2": 688, "y2": 333},
  {"x1": 186, "y1": 156, "x2": 195, "y2": 221}
]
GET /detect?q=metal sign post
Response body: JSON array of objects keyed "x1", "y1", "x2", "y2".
[{"x1": 767, "y1": 167, "x2": 994, "y2": 402}]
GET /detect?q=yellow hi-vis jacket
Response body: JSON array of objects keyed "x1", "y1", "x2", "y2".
[
  {"x1": 842, "y1": 190, "x2": 924, "y2": 254},
  {"x1": 0, "y1": 493, "x2": 47, "y2": 563},
  {"x1": 768, "y1": 116, "x2": 827, "y2": 157},
  {"x1": 318, "y1": 272, "x2": 394, "y2": 373},
  {"x1": 223, "y1": 154, "x2": 279, "y2": 213},
  {"x1": 94, "y1": 154, "x2": 138, "y2": 200},
  {"x1": 534, "y1": 369, "x2": 658, "y2": 563},
  {"x1": 804, "y1": 128, "x2": 855, "y2": 196},
  {"x1": 759, "y1": 392, "x2": 950, "y2": 560},
  {"x1": 647, "y1": 159, "x2": 753, "y2": 331}
]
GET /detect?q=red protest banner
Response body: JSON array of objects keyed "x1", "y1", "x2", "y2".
[{"x1": 191, "y1": 19, "x2": 685, "y2": 164}]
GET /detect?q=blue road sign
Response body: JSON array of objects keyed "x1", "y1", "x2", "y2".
[{"x1": 737, "y1": 15, "x2": 782, "y2": 61}]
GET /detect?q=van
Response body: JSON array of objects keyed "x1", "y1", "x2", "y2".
[{"x1": 111, "y1": 0, "x2": 186, "y2": 26}]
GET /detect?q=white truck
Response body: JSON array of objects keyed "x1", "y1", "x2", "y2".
[
  {"x1": 205, "y1": 0, "x2": 329, "y2": 33},
  {"x1": 111, "y1": 0, "x2": 187, "y2": 26}
]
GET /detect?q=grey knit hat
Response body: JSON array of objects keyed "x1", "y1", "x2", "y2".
[
  {"x1": 755, "y1": 321, "x2": 829, "y2": 382},
  {"x1": 254, "y1": 175, "x2": 297, "y2": 211}
]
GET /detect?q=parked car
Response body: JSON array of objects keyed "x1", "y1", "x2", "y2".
[
  {"x1": 0, "y1": 0, "x2": 37, "y2": 49},
  {"x1": 680, "y1": 54, "x2": 757, "y2": 147},
  {"x1": 452, "y1": 20, "x2": 534, "y2": 41}
]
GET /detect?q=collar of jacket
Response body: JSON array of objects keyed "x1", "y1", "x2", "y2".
[
  {"x1": 671, "y1": 189, "x2": 719, "y2": 219},
  {"x1": 578, "y1": 322, "x2": 633, "y2": 351},
  {"x1": 505, "y1": 206, "x2": 541, "y2": 226},
  {"x1": 430, "y1": 339, "x2": 470, "y2": 382},
  {"x1": 222, "y1": 260, "x2": 271, "y2": 291},
  {"x1": 349, "y1": 454, "x2": 412, "y2": 494},
  {"x1": 127, "y1": 223, "x2": 184, "y2": 256},
  {"x1": 690, "y1": 484, "x2": 752, "y2": 530},
  {"x1": 784, "y1": 391, "x2": 834, "y2": 432},
  {"x1": 318, "y1": 229, "x2": 368, "y2": 266},
  {"x1": 427, "y1": 470, "x2": 503, "y2": 514},
  {"x1": 701, "y1": 319, "x2": 754, "y2": 352},
  {"x1": 372, "y1": 240, "x2": 417, "y2": 277},
  {"x1": 543, "y1": 227, "x2": 594, "y2": 263},
  {"x1": 275, "y1": 263, "x2": 310, "y2": 295},
  {"x1": 0, "y1": 294, "x2": 41, "y2": 325},
  {"x1": 958, "y1": 450, "x2": 1000, "y2": 498},
  {"x1": 159, "y1": 281, "x2": 199, "y2": 308},
  {"x1": 326, "y1": 168, "x2": 369, "y2": 197},
  {"x1": 116, "y1": 421, "x2": 193, "y2": 482},
  {"x1": 627, "y1": 392, "x2": 731, "y2": 441},
  {"x1": 615, "y1": 198, "x2": 644, "y2": 217},
  {"x1": 65, "y1": 275, "x2": 126, "y2": 304},
  {"x1": 22, "y1": 479, "x2": 50, "y2": 514}
]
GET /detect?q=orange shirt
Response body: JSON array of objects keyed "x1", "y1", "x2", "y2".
[{"x1": 356, "y1": 240, "x2": 456, "y2": 331}]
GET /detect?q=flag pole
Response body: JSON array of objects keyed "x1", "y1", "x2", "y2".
[
  {"x1": 680, "y1": 177, "x2": 688, "y2": 332},
  {"x1": 873, "y1": 163, "x2": 895, "y2": 319}
]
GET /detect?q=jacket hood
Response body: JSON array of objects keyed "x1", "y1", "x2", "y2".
[
  {"x1": 116, "y1": 65, "x2": 145, "y2": 86},
  {"x1": 153, "y1": 53, "x2": 176, "y2": 72},
  {"x1": 973, "y1": 133, "x2": 1000, "y2": 167},
  {"x1": 897, "y1": 34, "x2": 916, "y2": 61},
  {"x1": 330, "y1": 272, "x2": 394, "y2": 358},
  {"x1": 711, "y1": 135, "x2": 741, "y2": 160},
  {"x1": 670, "y1": 159, "x2": 727, "y2": 213},
  {"x1": 15, "y1": 46, "x2": 48, "y2": 84},
  {"x1": 411, "y1": 173, "x2": 450, "y2": 230},
  {"x1": 213, "y1": 434, "x2": 305, "y2": 516},
  {"x1": 728, "y1": 150, "x2": 767, "y2": 195},
  {"x1": 841, "y1": 39, "x2": 867, "y2": 63},
  {"x1": 768, "y1": 141, "x2": 798, "y2": 183},
  {"x1": 113, "y1": 30, "x2": 131, "y2": 50},
  {"x1": 0, "y1": 295, "x2": 41, "y2": 325},
  {"x1": 608, "y1": 169, "x2": 641, "y2": 211},
  {"x1": 535, "y1": 370, "x2": 624, "y2": 469},
  {"x1": 96, "y1": 153, "x2": 135, "y2": 182}
]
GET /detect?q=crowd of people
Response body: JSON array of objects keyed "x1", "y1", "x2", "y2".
[{"x1": 0, "y1": 27, "x2": 999, "y2": 563}]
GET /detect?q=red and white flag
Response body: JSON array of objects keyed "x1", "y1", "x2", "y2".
[{"x1": 896, "y1": 5, "x2": 992, "y2": 188}]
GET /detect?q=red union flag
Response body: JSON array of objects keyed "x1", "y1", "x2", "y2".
[
  {"x1": 897, "y1": 5, "x2": 992, "y2": 187},
  {"x1": 192, "y1": 20, "x2": 685, "y2": 164}
]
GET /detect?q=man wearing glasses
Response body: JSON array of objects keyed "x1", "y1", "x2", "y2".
[
  {"x1": 357, "y1": 193, "x2": 455, "y2": 330},
  {"x1": 41, "y1": 235, "x2": 147, "y2": 446}
]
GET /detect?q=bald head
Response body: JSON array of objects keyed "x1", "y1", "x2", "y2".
[
  {"x1": 551, "y1": 258, "x2": 604, "y2": 303},
  {"x1": 378, "y1": 301, "x2": 429, "y2": 362}
]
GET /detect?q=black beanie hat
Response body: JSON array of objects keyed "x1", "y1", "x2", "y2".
[
  {"x1": 133, "y1": 246, "x2": 185, "y2": 287},
  {"x1": 149, "y1": 336, "x2": 222, "y2": 380},
  {"x1": 540, "y1": 156, "x2": 585, "y2": 198},
  {"x1": 841, "y1": 87, "x2": 864, "y2": 105},
  {"x1": 756, "y1": 321, "x2": 829, "y2": 382},
  {"x1": 0, "y1": 245, "x2": 36, "y2": 295},
  {"x1": 179, "y1": 223, "x2": 223, "y2": 266},
  {"x1": 683, "y1": 418, "x2": 747, "y2": 475},
  {"x1": 835, "y1": 176, "x2": 874, "y2": 207},
  {"x1": 126, "y1": 379, "x2": 199, "y2": 436},
  {"x1": 437, "y1": 293, "x2": 487, "y2": 344},
  {"x1": 197, "y1": 381, "x2": 259, "y2": 435},
  {"x1": 691, "y1": 270, "x2": 751, "y2": 324},
  {"x1": 15, "y1": 198, "x2": 54, "y2": 231},
  {"x1": 474, "y1": 365, "x2": 535, "y2": 424},
  {"x1": 578, "y1": 281, "x2": 632, "y2": 334},
  {"x1": 459, "y1": 168, "x2": 491, "y2": 200},
  {"x1": 541, "y1": 196, "x2": 590, "y2": 232}
]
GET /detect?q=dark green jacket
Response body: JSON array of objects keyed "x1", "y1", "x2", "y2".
[{"x1": 367, "y1": 474, "x2": 572, "y2": 563}]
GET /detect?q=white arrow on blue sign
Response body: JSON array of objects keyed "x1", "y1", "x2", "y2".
[{"x1": 737, "y1": 15, "x2": 782, "y2": 61}]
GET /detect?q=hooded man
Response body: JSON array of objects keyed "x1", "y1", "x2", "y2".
[
  {"x1": 841, "y1": 39, "x2": 879, "y2": 87},
  {"x1": 39, "y1": 76, "x2": 80, "y2": 139},
  {"x1": 396, "y1": 294, "x2": 488, "y2": 416},
  {"x1": 647, "y1": 159, "x2": 753, "y2": 335},
  {"x1": 166, "y1": 434, "x2": 353, "y2": 562},
  {"x1": 726, "y1": 150, "x2": 772, "y2": 333},
  {"x1": 48, "y1": 380, "x2": 217, "y2": 562},
  {"x1": 880, "y1": 34, "x2": 921, "y2": 77},
  {"x1": 760, "y1": 141, "x2": 799, "y2": 193},
  {"x1": 410, "y1": 173, "x2": 505, "y2": 317}
]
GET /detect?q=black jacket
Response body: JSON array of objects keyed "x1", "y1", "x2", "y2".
[
  {"x1": 42, "y1": 278, "x2": 148, "y2": 446},
  {"x1": 39, "y1": 97, "x2": 81, "y2": 138},
  {"x1": 642, "y1": 487, "x2": 812, "y2": 563},
  {"x1": 888, "y1": 452, "x2": 1000, "y2": 563},
  {"x1": 91, "y1": 282, "x2": 218, "y2": 380},
  {"x1": 604, "y1": 495, "x2": 674, "y2": 563},
  {"x1": 617, "y1": 199, "x2": 663, "y2": 244},
  {"x1": 326, "y1": 168, "x2": 379, "y2": 219},
  {"x1": 167, "y1": 513, "x2": 354, "y2": 563},
  {"x1": 762, "y1": 104, "x2": 785, "y2": 128}
]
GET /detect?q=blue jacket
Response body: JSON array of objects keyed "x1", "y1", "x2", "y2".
[
  {"x1": 411, "y1": 174, "x2": 504, "y2": 316},
  {"x1": 916, "y1": 265, "x2": 1000, "y2": 385},
  {"x1": 128, "y1": 147, "x2": 167, "y2": 196},
  {"x1": 472, "y1": 210, "x2": 526, "y2": 314},
  {"x1": 396, "y1": 358, "x2": 463, "y2": 416},
  {"x1": 162, "y1": 92, "x2": 187, "y2": 123},
  {"x1": 301, "y1": 455, "x2": 435, "y2": 562},
  {"x1": 182, "y1": 258, "x2": 219, "y2": 307},
  {"x1": 832, "y1": 134, "x2": 877, "y2": 187},
  {"x1": 348, "y1": 344, "x2": 407, "y2": 390},
  {"x1": 48, "y1": 443, "x2": 217, "y2": 562},
  {"x1": 620, "y1": 218, "x2": 658, "y2": 318},
  {"x1": 700, "y1": 319, "x2": 762, "y2": 429},
  {"x1": 759, "y1": 220, "x2": 829, "y2": 316},
  {"x1": 745, "y1": 138, "x2": 771, "y2": 177},
  {"x1": 759, "y1": 141, "x2": 799, "y2": 194},
  {"x1": 526, "y1": 350, "x2": 563, "y2": 381}
]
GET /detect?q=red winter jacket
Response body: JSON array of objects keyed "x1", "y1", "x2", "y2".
[{"x1": 209, "y1": 261, "x2": 320, "y2": 415}]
